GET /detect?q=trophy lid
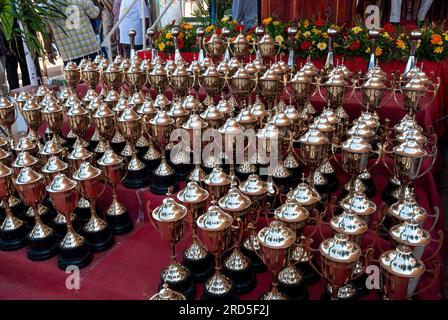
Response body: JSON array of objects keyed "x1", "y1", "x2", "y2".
[
  {"x1": 0, "y1": 148, "x2": 11, "y2": 162},
  {"x1": 229, "y1": 57, "x2": 242, "y2": 71},
  {"x1": 341, "y1": 193, "x2": 376, "y2": 217},
  {"x1": 347, "y1": 121, "x2": 375, "y2": 139},
  {"x1": 290, "y1": 178, "x2": 321, "y2": 206},
  {"x1": 13, "y1": 136, "x2": 36, "y2": 153},
  {"x1": 278, "y1": 60, "x2": 289, "y2": 74},
  {"x1": 204, "y1": 166, "x2": 231, "y2": 186},
  {"x1": 217, "y1": 60, "x2": 231, "y2": 75},
  {"x1": 336, "y1": 63, "x2": 353, "y2": 79},
  {"x1": 202, "y1": 64, "x2": 220, "y2": 78},
  {"x1": 396, "y1": 128, "x2": 427, "y2": 145},
  {"x1": 177, "y1": 181, "x2": 209, "y2": 204},
  {"x1": 232, "y1": 66, "x2": 251, "y2": 79},
  {"x1": 275, "y1": 193, "x2": 309, "y2": 224},
  {"x1": 93, "y1": 103, "x2": 115, "y2": 119},
  {"x1": 379, "y1": 245, "x2": 425, "y2": 278},
  {"x1": 42, "y1": 156, "x2": 68, "y2": 174},
  {"x1": 200, "y1": 104, "x2": 224, "y2": 121},
  {"x1": 68, "y1": 146, "x2": 92, "y2": 161},
  {"x1": 118, "y1": 107, "x2": 142, "y2": 123},
  {"x1": 12, "y1": 151, "x2": 38, "y2": 169},
  {"x1": 216, "y1": 96, "x2": 233, "y2": 115},
  {"x1": 390, "y1": 220, "x2": 431, "y2": 247},
  {"x1": 257, "y1": 220, "x2": 296, "y2": 249},
  {"x1": 120, "y1": 58, "x2": 131, "y2": 71},
  {"x1": 64, "y1": 60, "x2": 79, "y2": 71},
  {"x1": 271, "y1": 62, "x2": 284, "y2": 76},
  {"x1": 40, "y1": 139, "x2": 63, "y2": 156},
  {"x1": 320, "y1": 233, "x2": 361, "y2": 263},
  {"x1": 73, "y1": 162, "x2": 101, "y2": 181},
  {"x1": 67, "y1": 102, "x2": 88, "y2": 117},
  {"x1": 182, "y1": 114, "x2": 208, "y2": 130},
  {"x1": 35, "y1": 85, "x2": 52, "y2": 98},
  {"x1": 235, "y1": 108, "x2": 257, "y2": 124},
  {"x1": 291, "y1": 70, "x2": 311, "y2": 84},
  {"x1": 15, "y1": 166, "x2": 43, "y2": 185},
  {"x1": 299, "y1": 128, "x2": 329, "y2": 146},
  {"x1": 23, "y1": 98, "x2": 41, "y2": 112},
  {"x1": 270, "y1": 107, "x2": 292, "y2": 127},
  {"x1": 330, "y1": 210, "x2": 368, "y2": 236},
  {"x1": 394, "y1": 114, "x2": 422, "y2": 133},
  {"x1": 83, "y1": 60, "x2": 100, "y2": 72},
  {"x1": 128, "y1": 92, "x2": 146, "y2": 106},
  {"x1": 300, "y1": 57, "x2": 320, "y2": 77},
  {"x1": 137, "y1": 99, "x2": 157, "y2": 118},
  {"x1": 150, "y1": 61, "x2": 167, "y2": 76},
  {"x1": 168, "y1": 100, "x2": 189, "y2": 118},
  {"x1": 113, "y1": 55, "x2": 124, "y2": 66},
  {"x1": 362, "y1": 75, "x2": 385, "y2": 90},
  {"x1": 260, "y1": 68, "x2": 279, "y2": 81},
  {"x1": 245, "y1": 61, "x2": 259, "y2": 75},
  {"x1": 389, "y1": 191, "x2": 427, "y2": 223},
  {"x1": 250, "y1": 97, "x2": 266, "y2": 118},
  {"x1": 140, "y1": 59, "x2": 153, "y2": 72},
  {"x1": 41, "y1": 93, "x2": 59, "y2": 107},
  {"x1": 218, "y1": 179, "x2": 251, "y2": 212},
  {"x1": 219, "y1": 118, "x2": 243, "y2": 135},
  {"x1": 0, "y1": 96, "x2": 13, "y2": 109},
  {"x1": 321, "y1": 108, "x2": 339, "y2": 125},
  {"x1": 197, "y1": 201, "x2": 233, "y2": 231},
  {"x1": 154, "y1": 94, "x2": 172, "y2": 109},
  {"x1": 149, "y1": 284, "x2": 186, "y2": 300},
  {"x1": 152, "y1": 197, "x2": 187, "y2": 222},
  {"x1": 0, "y1": 162, "x2": 13, "y2": 178},
  {"x1": 172, "y1": 63, "x2": 189, "y2": 76},
  {"x1": 164, "y1": 59, "x2": 177, "y2": 74},
  {"x1": 358, "y1": 111, "x2": 380, "y2": 129},
  {"x1": 97, "y1": 149, "x2": 123, "y2": 167},
  {"x1": 188, "y1": 60, "x2": 203, "y2": 74},
  {"x1": 182, "y1": 95, "x2": 201, "y2": 111},
  {"x1": 16, "y1": 90, "x2": 32, "y2": 105},
  {"x1": 256, "y1": 123, "x2": 279, "y2": 140},
  {"x1": 42, "y1": 100, "x2": 63, "y2": 114},
  {"x1": 341, "y1": 135, "x2": 372, "y2": 153},
  {"x1": 325, "y1": 73, "x2": 347, "y2": 87},
  {"x1": 310, "y1": 116, "x2": 334, "y2": 135},
  {"x1": 105, "y1": 62, "x2": 123, "y2": 74},
  {"x1": 149, "y1": 110, "x2": 174, "y2": 126},
  {"x1": 82, "y1": 90, "x2": 99, "y2": 105},
  {"x1": 393, "y1": 139, "x2": 426, "y2": 157},
  {"x1": 46, "y1": 173, "x2": 77, "y2": 193},
  {"x1": 283, "y1": 104, "x2": 300, "y2": 122},
  {"x1": 201, "y1": 57, "x2": 212, "y2": 69},
  {"x1": 239, "y1": 174, "x2": 268, "y2": 196},
  {"x1": 403, "y1": 75, "x2": 426, "y2": 92}
]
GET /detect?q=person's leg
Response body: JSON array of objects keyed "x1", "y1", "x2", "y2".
[
  {"x1": 390, "y1": 0, "x2": 402, "y2": 23},
  {"x1": 232, "y1": 0, "x2": 245, "y2": 23},
  {"x1": 15, "y1": 37, "x2": 31, "y2": 86},
  {"x1": 121, "y1": 44, "x2": 131, "y2": 58},
  {"x1": 0, "y1": 56, "x2": 9, "y2": 96},
  {"x1": 243, "y1": 0, "x2": 258, "y2": 30},
  {"x1": 5, "y1": 53, "x2": 19, "y2": 90},
  {"x1": 418, "y1": 0, "x2": 434, "y2": 22}
]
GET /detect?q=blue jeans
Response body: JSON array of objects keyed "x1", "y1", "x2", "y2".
[{"x1": 232, "y1": 0, "x2": 258, "y2": 31}]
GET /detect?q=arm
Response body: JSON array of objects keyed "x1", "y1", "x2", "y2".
[
  {"x1": 82, "y1": 0, "x2": 101, "y2": 19},
  {"x1": 43, "y1": 25, "x2": 57, "y2": 64}
]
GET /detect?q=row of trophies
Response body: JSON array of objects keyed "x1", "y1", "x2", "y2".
[{"x1": 0, "y1": 25, "x2": 443, "y2": 300}]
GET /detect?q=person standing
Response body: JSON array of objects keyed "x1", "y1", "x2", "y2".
[
  {"x1": 118, "y1": 0, "x2": 149, "y2": 58},
  {"x1": 100, "y1": 0, "x2": 118, "y2": 57},
  {"x1": 390, "y1": 0, "x2": 434, "y2": 24},
  {"x1": 46, "y1": 0, "x2": 101, "y2": 65},
  {"x1": 232, "y1": 0, "x2": 258, "y2": 30},
  {"x1": 0, "y1": 31, "x2": 8, "y2": 96}
]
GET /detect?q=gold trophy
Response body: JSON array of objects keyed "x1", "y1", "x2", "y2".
[
  {"x1": 47, "y1": 173, "x2": 93, "y2": 269},
  {"x1": 177, "y1": 182, "x2": 214, "y2": 282},
  {"x1": 204, "y1": 166, "x2": 231, "y2": 199},
  {"x1": 258, "y1": 68, "x2": 280, "y2": 111},
  {"x1": 139, "y1": 100, "x2": 161, "y2": 172},
  {"x1": 179, "y1": 114, "x2": 207, "y2": 180},
  {"x1": 0, "y1": 162, "x2": 28, "y2": 250},
  {"x1": 0, "y1": 96, "x2": 16, "y2": 149},
  {"x1": 117, "y1": 107, "x2": 150, "y2": 189},
  {"x1": 219, "y1": 178, "x2": 256, "y2": 294},
  {"x1": 169, "y1": 63, "x2": 193, "y2": 100},
  {"x1": 197, "y1": 199, "x2": 241, "y2": 300},
  {"x1": 73, "y1": 162, "x2": 115, "y2": 251},
  {"x1": 125, "y1": 62, "x2": 146, "y2": 94},
  {"x1": 81, "y1": 61, "x2": 101, "y2": 100},
  {"x1": 97, "y1": 150, "x2": 133, "y2": 234},
  {"x1": 149, "y1": 110, "x2": 177, "y2": 194},
  {"x1": 148, "y1": 61, "x2": 170, "y2": 106},
  {"x1": 66, "y1": 102, "x2": 90, "y2": 148},
  {"x1": 252, "y1": 220, "x2": 296, "y2": 299},
  {"x1": 150, "y1": 195, "x2": 195, "y2": 299},
  {"x1": 199, "y1": 63, "x2": 223, "y2": 107},
  {"x1": 230, "y1": 28, "x2": 249, "y2": 62},
  {"x1": 42, "y1": 100, "x2": 66, "y2": 147},
  {"x1": 19, "y1": 99, "x2": 42, "y2": 146},
  {"x1": 91, "y1": 103, "x2": 116, "y2": 156},
  {"x1": 14, "y1": 167, "x2": 59, "y2": 260},
  {"x1": 63, "y1": 61, "x2": 81, "y2": 95},
  {"x1": 255, "y1": 26, "x2": 278, "y2": 63},
  {"x1": 203, "y1": 31, "x2": 225, "y2": 62}
]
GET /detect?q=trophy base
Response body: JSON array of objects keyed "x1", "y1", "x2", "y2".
[
  {"x1": 235, "y1": 170, "x2": 254, "y2": 183},
  {"x1": 136, "y1": 146, "x2": 148, "y2": 159},
  {"x1": 172, "y1": 163, "x2": 193, "y2": 181},
  {"x1": 158, "y1": 271, "x2": 196, "y2": 300},
  {"x1": 143, "y1": 158, "x2": 161, "y2": 172},
  {"x1": 223, "y1": 265, "x2": 257, "y2": 295},
  {"x1": 322, "y1": 172, "x2": 339, "y2": 194},
  {"x1": 183, "y1": 251, "x2": 215, "y2": 283},
  {"x1": 273, "y1": 176, "x2": 292, "y2": 194},
  {"x1": 359, "y1": 178, "x2": 376, "y2": 197},
  {"x1": 149, "y1": 174, "x2": 179, "y2": 195},
  {"x1": 84, "y1": 227, "x2": 115, "y2": 252},
  {"x1": 0, "y1": 223, "x2": 28, "y2": 251},
  {"x1": 51, "y1": 216, "x2": 81, "y2": 240},
  {"x1": 74, "y1": 207, "x2": 91, "y2": 225},
  {"x1": 201, "y1": 165, "x2": 213, "y2": 175},
  {"x1": 201, "y1": 288, "x2": 238, "y2": 301},
  {"x1": 288, "y1": 168, "x2": 302, "y2": 186},
  {"x1": 240, "y1": 246, "x2": 267, "y2": 273},
  {"x1": 57, "y1": 240, "x2": 93, "y2": 270},
  {"x1": 88, "y1": 140, "x2": 99, "y2": 153},
  {"x1": 0, "y1": 201, "x2": 27, "y2": 220},
  {"x1": 64, "y1": 136, "x2": 77, "y2": 150},
  {"x1": 27, "y1": 232, "x2": 59, "y2": 261},
  {"x1": 382, "y1": 186, "x2": 399, "y2": 207},
  {"x1": 315, "y1": 183, "x2": 330, "y2": 197},
  {"x1": 322, "y1": 283, "x2": 358, "y2": 300},
  {"x1": 110, "y1": 141, "x2": 126, "y2": 154},
  {"x1": 297, "y1": 262, "x2": 320, "y2": 285},
  {"x1": 122, "y1": 168, "x2": 151, "y2": 189},
  {"x1": 106, "y1": 212, "x2": 134, "y2": 235},
  {"x1": 278, "y1": 282, "x2": 309, "y2": 300},
  {"x1": 352, "y1": 273, "x2": 370, "y2": 298}
]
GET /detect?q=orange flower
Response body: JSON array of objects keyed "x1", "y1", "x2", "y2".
[{"x1": 431, "y1": 34, "x2": 443, "y2": 45}]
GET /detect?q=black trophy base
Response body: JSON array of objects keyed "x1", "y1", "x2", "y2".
[
  {"x1": 159, "y1": 270, "x2": 196, "y2": 300},
  {"x1": 172, "y1": 163, "x2": 193, "y2": 181},
  {"x1": 352, "y1": 273, "x2": 370, "y2": 298},
  {"x1": 64, "y1": 137, "x2": 77, "y2": 150},
  {"x1": 110, "y1": 141, "x2": 126, "y2": 154},
  {"x1": 278, "y1": 282, "x2": 309, "y2": 300},
  {"x1": 57, "y1": 241, "x2": 93, "y2": 270},
  {"x1": 84, "y1": 227, "x2": 115, "y2": 252},
  {"x1": 27, "y1": 232, "x2": 59, "y2": 261},
  {"x1": 288, "y1": 168, "x2": 302, "y2": 186},
  {"x1": 297, "y1": 262, "x2": 320, "y2": 285},
  {"x1": 122, "y1": 168, "x2": 151, "y2": 189},
  {"x1": 321, "y1": 284, "x2": 359, "y2": 300},
  {"x1": 51, "y1": 217, "x2": 81, "y2": 240},
  {"x1": 0, "y1": 224, "x2": 29, "y2": 251},
  {"x1": 323, "y1": 174, "x2": 339, "y2": 194},
  {"x1": 315, "y1": 183, "x2": 330, "y2": 197},
  {"x1": 183, "y1": 251, "x2": 215, "y2": 283},
  {"x1": 0, "y1": 201, "x2": 27, "y2": 220},
  {"x1": 74, "y1": 207, "x2": 91, "y2": 225},
  {"x1": 382, "y1": 186, "x2": 399, "y2": 207},
  {"x1": 106, "y1": 212, "x2": 134, "y2": 235},
  {"x1": 202, "y1": 287, "x2": 238, "y2": 301},
  {"x1": 88, "y1": 140, "x2": 99, "y2": 153},
  {"x1": 136, "y1": 146, "x2": 148, "y2": 159},
  {"x1": 201, "y1": 165, "x2": 213, "y2": 175},
  {"x1": 150, "y1": 173, "x2": 179, "y2": 195},
  {"x1": 235, "y1": 171, "x2": 252, "y2": 183},
  {"x1": 223, "y1": 264, "x2": 257, "y2": 295},
  {"x1": 241, "y1": 247, "x2": 267, "y2": 273},
  {"x1": 273, "y1": 176, "x2": 292, "y2": 194},
  {"x1": 143, "y1": 158, "x2": 161, "y2": 172}
]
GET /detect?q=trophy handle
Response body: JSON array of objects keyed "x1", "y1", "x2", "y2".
[
  {"x1": 428, "y1": 206, "x2": 440, "y2": 233},
  {"x1": 307, "y1": 208, "x2": 323, "y2": 239},
  {"x1": 330, "y1": 143, "x2": 343, "y2": 169},
  {"x1": 351, "y1": 247, "x2": 375, "y2": 281},
  {"x1": 202, "y1": 37, "x2": 210, "y2": 57},
  {"x1": 247, "y1": 222, "x2": 263, "y2": 260},
  {"x1": 229, "y1": 217, "x2": 244, "y2": 250},
  {"x1": 392, "y1": 84, "x2": 402, "y2": 107},
  {"x1": 315, "y1": 77, "x2": 327, "y2": 103},
  {"x1": 145, "y1": 200, "x2": 158, "y2": 230},
  {"x1": 120, "y1": 156, "x2": 130, "y2": 183},
  {"x1": 423, "y1": 229, "x2": 444, "y2": 264},
  {"x1": 366, "y1": 144, "x2": 383, "y2": 172},
  {"x1": 303, "y1": 237, "x2": 325, "y2": 279},
  {"x1": 415, "y1": 140, "x2": 437, "y2": 180},
  {"x1": 344, "y1": 79, "x2": 357, "y2": 102},
  {"x1": 408, "y1": 260, "x2": 441, "y2": 300},
  {"x1": 381, "y1": 149, "x2": 394, "y2": 176}
]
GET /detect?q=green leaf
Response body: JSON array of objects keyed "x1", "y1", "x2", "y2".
[{"x1": 0, "y1": 0, "x2": 14, "y2": 40}]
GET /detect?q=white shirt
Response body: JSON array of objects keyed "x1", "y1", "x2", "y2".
[{"x1": 119, "y1": 0, "x2": 149, "y2": 45}]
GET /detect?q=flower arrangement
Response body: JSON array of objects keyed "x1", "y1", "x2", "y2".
[{"x1": 152, "y1": 17, "x2": 448, "y2": 62}]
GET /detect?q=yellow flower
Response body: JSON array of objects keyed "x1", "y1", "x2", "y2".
[
  {"x1": 159, "y1": 43, "x2": 165, "y2": 51},
  {"x1": 444, "y1": 33, "x2": 448, "y2": 41},
  {"x1": 275, "y1": 35, "x2": 284, "y2": 44},
  {"x1": 382, "y1": 32, "x2": 390, "y2": 39},
  {"x1": 165, "y1": 32, "x2": 173, "y2": 39},
  {"x1": 312, "y1": 28, "x2": 321, "y2": 34},
  {"x1": 205, "y1": 25, "x2": 214, "y2": 33},
  {"x1": 221, "y1": 16, "x2": 229, "y2": 23},
  {"x1": 317, "y1": 42, "x2": 327, "y2": 51},
  {"x1": 181, "y1": 23, "x2": 192, "y2": 30},
  {"x1": 396, "y1": 39, "x2": 406, "y2": 49},
  {"x1": 303, "y1": 19, "x2": 309, "y2": 28},
  {"x1": 434, "y1": 46, "x2": 444, "y2": 54},
  {"x1": 351, "y1": 26, "x2": 363, "y2": 34},
  {"x1": 375, "y1": 47, "x2": 382, "y2": 56},
  {"x1": 230, "y1": 20, "x2": 237, "y2": 25},
  {"x1": 262, "y1": 17, "x2": 272, "y2": 25},
  {"x1": 303, "y1": 31, "x2": 311, "y2": 38},
  {"x1": 322, "y1": 32, "x2": 328, "y2": 39},
  {"x1": 246, "y1": 34, "x2": 253, "y2": 42},
  {"x1": 273, "y1": 21, "x2": 280, "y2": 26},
  {"x1": 365, "y1": 47, "x2": 371, "y2": 53},
  {"x1": 417, "y1": 39, "x2": 421, "y2": 48},
  {"x1": 166, "y1": 41, "x2": 173, "y2": 46}
]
